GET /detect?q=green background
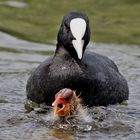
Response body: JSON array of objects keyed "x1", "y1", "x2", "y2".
[{"x1": 0, "y1": 0, "x2": 140, "y2": 45}]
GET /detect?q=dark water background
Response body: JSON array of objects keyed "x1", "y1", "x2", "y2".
[{"x1": 0, "y1": 32, "x2": 140, "y2": 140}]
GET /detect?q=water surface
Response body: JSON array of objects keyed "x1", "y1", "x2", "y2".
[{"x1": 0, "y1": 32, "x2": 140, "y2": 140}]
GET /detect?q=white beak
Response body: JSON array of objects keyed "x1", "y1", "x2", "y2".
[{"x1": 72, "y1": 39, "x2": 84, "y2": 59}]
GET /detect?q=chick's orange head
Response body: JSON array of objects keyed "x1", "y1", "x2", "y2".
[{"x1": 52, "y1": 88, "x2": 77, "y2": 117}]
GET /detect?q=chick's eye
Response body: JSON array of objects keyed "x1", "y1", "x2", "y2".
[{"x1": 65, "y1": 95, "x2": 73, "y2": 101}]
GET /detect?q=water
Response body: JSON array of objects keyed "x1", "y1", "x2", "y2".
[{"x1": 0, "y1": 32, "x2": 140, "y2": 140}]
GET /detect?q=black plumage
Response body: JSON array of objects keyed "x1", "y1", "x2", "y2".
[{"x1": 26, "y1": 12, "x2": 129, "y2": 107}]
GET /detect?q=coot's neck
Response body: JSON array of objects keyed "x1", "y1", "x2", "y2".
[{"x1": 54, "y1": 44, "x2": 81, "y2": 62}]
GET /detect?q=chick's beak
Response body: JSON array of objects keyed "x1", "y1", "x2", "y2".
[{"x1": 52, "y1": 97, "x2": 71, "y2": 117}]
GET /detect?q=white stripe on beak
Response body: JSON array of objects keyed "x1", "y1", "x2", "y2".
[{"x1": 70, "y1": 18, "x2": 86, "y2": 59}]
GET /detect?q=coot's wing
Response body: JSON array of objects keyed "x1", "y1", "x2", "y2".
[
  {"x1": 26, "y1": 57, "x2": 53, "y2": 104},
  {"x1": 82, "y1": 51, "x2": 129, "y2": 106}
]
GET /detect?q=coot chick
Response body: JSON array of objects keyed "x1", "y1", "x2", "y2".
[
  {"x1": 26, "y1": 12, "x2": 129, "y2": 108},
  {"x1": 52, "y1": 88, "x2": 80, "y2": 118}
]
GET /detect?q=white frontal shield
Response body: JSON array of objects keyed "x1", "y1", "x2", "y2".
[{"x1": 70, "y1": 18, "x2": 86, "y2": 59}]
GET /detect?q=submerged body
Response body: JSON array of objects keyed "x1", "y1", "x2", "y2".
[{"x1": 26, "y1": 12, "x2": 129, "y2": 109}]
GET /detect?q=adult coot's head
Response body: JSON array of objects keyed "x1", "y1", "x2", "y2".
[{"x1": 57, "y1": 12, "x2": 90, "y2": 60}]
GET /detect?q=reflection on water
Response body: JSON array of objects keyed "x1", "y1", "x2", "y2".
[{"x1": 0, "y1": 32, "x2": 140, "y2": 140}]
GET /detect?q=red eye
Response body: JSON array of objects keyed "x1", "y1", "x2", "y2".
[
  {"x1": 67, "y1": 26, "x2": 70, "y2": 31},
  {"x1": 64, "y1": 23, "x2": 70, "y2": 32}
]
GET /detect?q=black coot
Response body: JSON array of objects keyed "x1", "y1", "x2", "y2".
[{"x1": 26, "y1": 12, "x2": 129, "y2": 107}]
